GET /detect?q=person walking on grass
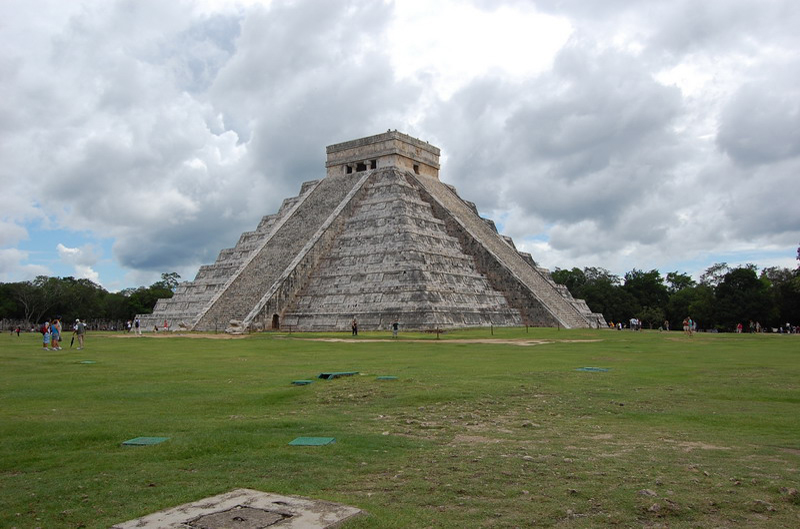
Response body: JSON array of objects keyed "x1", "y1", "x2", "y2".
[
  {"x1": 41, "y1": 321, "x2": 51, "y2": 350},
  {"x1": 74, "y1": 319, "x2": 86, "y2": 350},
  {"x1": 51, "y1": 318, "x2": 62, "y2": 350}
]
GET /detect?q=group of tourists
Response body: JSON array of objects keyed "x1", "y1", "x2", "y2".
[
  {"x1": 124, "y1": 318, "x2": 142, "y2": 335},
  {"x1": 40, "y1": 317, "x2": 86, "y2": 350},
  {"x1": 682, "y1": 316, "x2": 696, "y2": 336},
  {"x1": 350, "y1": 317, "x2": 400, "y2": 337}
]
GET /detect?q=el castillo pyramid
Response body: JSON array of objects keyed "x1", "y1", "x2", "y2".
[{"x1": 137, "y1": 131, "x2": 606, "y2": 332}]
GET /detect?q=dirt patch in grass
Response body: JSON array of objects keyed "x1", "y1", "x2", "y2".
[
  {"x1": 451, "y1": 434, "x2": 505, "y2": 445},
  {"x1": 662, "y1": 439, "x2": 732, "y2": 452}
]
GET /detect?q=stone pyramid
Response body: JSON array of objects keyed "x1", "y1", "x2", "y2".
[{"x1": 138, "y1": 131, "x2": 605, "y2": 332}]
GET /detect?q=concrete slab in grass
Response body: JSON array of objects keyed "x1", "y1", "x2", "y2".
[
  {"x1": 111, "y1": 488, "x2": 363, "y2": 528},
  {"x1": 318, "y1": 371, "x2": 358, "y2": 380},
  {"x1": 121, "y1": 437, "x2": 169, "y2": 446},
  {"x1": 289, "y1": 437, "x2": 336, "y2": 446}
]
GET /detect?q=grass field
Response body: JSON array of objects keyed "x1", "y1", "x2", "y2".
[{"x1": 1, "y1": 327, "x2": 798, "y2": 528}]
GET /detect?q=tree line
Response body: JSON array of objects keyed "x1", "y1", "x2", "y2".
[
  {"x1": 552, "y1": 259, "x2": 800, "y2": 332},
  {"x1": 0, "y1": 273, "x2": 179, "y2": 330},
  {"x1": 2, "y1": 249, "x2": 798, "y2": 333}
]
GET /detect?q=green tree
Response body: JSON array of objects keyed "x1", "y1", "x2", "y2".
[
  {"x1": 12, "y1": 276, "x2": 62, "y2": 325},
  {"x1": 687, "y1": 284, "x2": 716, "y2": 330},
  {"x1": 49, "y1": 277, "x2": 107, "y2": 322},
  {"x1": 761, "y1": 267, "x2": 800, "y2": 327},
  {"x1": 553, "y1": 267, "x2": 638, "y2": 324},
  {"x1": 581, "y1": 269, "x2": 637, "y2": 324},
  {"x1": 665, "y1": 271, "x2": 695, "y2": 293},
  {"x1": 551, "y1": 267, "x2": 586, "y2": 295},
  {"x1": 124, "y1": 276, "x2": 176, "y2": 318},
  {"x1": 666, "y1": 287, "x2": 699, "y2": 330},
  {"x1": 638, "y1": 305, "x2": 666, "y2": 329},
  {"x1": 715, "y1": 267, "x2": 772, "y2": 330},
  {"x1": 153, "y1": 272, "x2": 181, "y2": 292},
  {"x1": 0, "y1": 283, "x2": 22, "y2": 320},
  {"x1": 623, "y1": 269, "x2": 669, "y2": 312},
  {"x1": 102, "y1": 292, "x2": 132, "y2": 321},
  {"x1": 699, "y1": 262, "x2": 730, "y2": 287}
]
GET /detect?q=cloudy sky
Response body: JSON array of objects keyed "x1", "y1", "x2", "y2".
[{"x1": 2, "y1": 0, "x2": 798, "y2": 291}]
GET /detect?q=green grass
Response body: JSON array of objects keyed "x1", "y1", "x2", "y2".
[{"x1": 1, "y1": 328, "x2": 799, "y2": 527}]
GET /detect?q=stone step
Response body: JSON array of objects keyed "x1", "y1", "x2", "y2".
[{"x1": 410, "y1": 173, "x2": 594, "y2": 329}]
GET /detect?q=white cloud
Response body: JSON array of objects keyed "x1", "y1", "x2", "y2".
[
  {"x1": 56, "y1": 243, "x2": 101, "y2": 283},
  {"x1": 1, "y1": 0, "x2": 798, "y2": 289},
  {"x1": 388, "y1": 1, "x2": 572, "y2": 98},
  {"x1": 0, "y1": 248, "x2": 50, "y2": 282}
]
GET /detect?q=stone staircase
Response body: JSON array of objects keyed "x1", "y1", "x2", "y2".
[
  {"x1": 137, "y1": 132, "x2": 604, "y2": 332},
  {"x1": 192, "y1": 171, "x2": 369, "y2": 331},
  {"x1": 136, "y1": 183, "x2": 319, "y2": 331},
  {"x1": 282, "y1": 168, "x2": 522, "y2": 330},
  {"x1": 410, "y1": 173, "x2": 598, "y2": 329}
]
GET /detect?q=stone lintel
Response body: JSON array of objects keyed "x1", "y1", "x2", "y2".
[{"x1": 326, "y1": 130, "x2": 440, "y2": 179}]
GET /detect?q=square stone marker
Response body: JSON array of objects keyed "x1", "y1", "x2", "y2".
[
  {"x1": 111, "y1": 488, "x2": 363, "y2": 528},
  {"x1": 317, "y1": 371, "x2": 358, "y2": 380},
  {"x1": 121, "y1": 436, "x2": 169, "y2": 446},
  {"x1": 289, "y1": 437, "x2": 336, "y2": 446}
]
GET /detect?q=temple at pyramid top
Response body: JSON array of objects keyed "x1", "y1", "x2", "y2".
[
  {"x1": 325, "y1": 130, "x2": 440, "y2": 179},
  {"x1": 137, "y1": 131, "x2": 605, "y2": 333}
]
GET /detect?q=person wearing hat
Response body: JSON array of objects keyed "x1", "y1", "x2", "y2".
[{"x1": 74, "y1": 318, "x2": 86, "y2": 350}]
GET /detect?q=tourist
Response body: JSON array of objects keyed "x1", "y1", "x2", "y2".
[
  {"x1": 74, "y1": 318, "x2": 86, "y2": 350},
  {"x1": 392, "y1": 320, "x2": 399, "y2": 338},
  {"x1": 51, "y1": 318, "x2": 62, "y2": 350},
  {"x1": 134, "y1": 317, "x2": 141, "y2": 335},
  {"x1": 351, "y1": 317, "x2": 358, "y2": 336},
  {"x1": 41, "y1": 321, "x2": 51, "y2": 350}
]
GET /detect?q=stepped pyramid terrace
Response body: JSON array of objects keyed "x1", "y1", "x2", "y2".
[{"x1": 137, "y1": 131, "x2": 606, "y2": 332}]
